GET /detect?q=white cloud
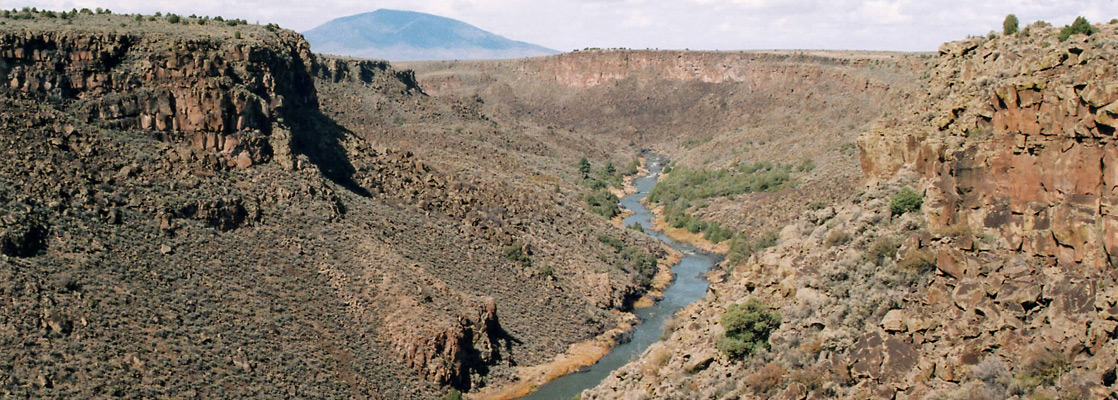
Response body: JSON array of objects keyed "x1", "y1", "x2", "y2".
[
  {"x1": 859, "y1": 0, "x2": 911, "y2": 25},
  {"x1": 622, "y1": 10, "x2": 654, "y2": 27},
  {"x1": 5, "y1": 0, "x2": 1118, "y2": 52}
]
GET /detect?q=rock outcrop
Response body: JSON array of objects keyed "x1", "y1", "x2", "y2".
[
  {"x1": 585, "y1": 22, "x2": 1118, "y2": 400},
  {"x1": 0, "y1": 28, "x2": 320, "y2": 169},
  {"x1": 862, "y1": 24, "x2": 1118, "y2": 268}
]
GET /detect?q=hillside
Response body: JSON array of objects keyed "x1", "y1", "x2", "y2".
[
  {"x1": 304, "y1": 9, "x2": 559, "y2": 61},
  {"x1": 584, "y1": 21, "x2": 1118, "y2": 399},
  {"x1": 404, "y1": 50, "x2": 926, "y2": 237},
  {"x1": 0, "y1": 11, "x2": 662, "y2": 399}
]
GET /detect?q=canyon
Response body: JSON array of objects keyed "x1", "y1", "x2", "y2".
[{"x1": 2, "y1": 9, "x2": 1117, "y2": 400}]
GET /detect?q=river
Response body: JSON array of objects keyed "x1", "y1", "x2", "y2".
[{"x1": 518, "y1": 155, "x2": 720, "y2": 400}]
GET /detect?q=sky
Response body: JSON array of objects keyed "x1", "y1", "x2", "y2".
[{"x1": 5, "y1": 0, "x2": 1117, "y2": 51}]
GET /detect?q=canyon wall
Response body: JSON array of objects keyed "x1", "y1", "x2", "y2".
[{"x1": 862, "y1": 28, "x2": 1118, "y2": 268}]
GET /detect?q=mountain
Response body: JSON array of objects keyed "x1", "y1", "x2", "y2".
[{"x1": 303, "y1": 9, "x2": 559, "y2": 61}]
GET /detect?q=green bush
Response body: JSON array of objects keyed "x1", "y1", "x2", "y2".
[
  {"x1": 166, "y1": 13, "x2": 180, "y2": 23},
  {"x1": 1058, "y1": 16, "x2": 1096, "y2": 41},
  {"x1": 889, "y1": 187, "x2": 923, "y2": 216},
  {"x1": 716, "y1": 299, "x2": 781, "y2": 359},
  {"x1": 577, "y1": 157, "x2": 591, "y2": 177},
  {"x1": 502, "y1": 241, "x2": 531, "y2": 267},
  {"x1": 628, "y1": 222, "x2": 644, "y2": 232},
  {"x1": 727, "y1": 233, "x2": 754, "y2": 263},
  {"x1": 443, "y1": 388, "x2": 463, "y2": 400},
  {"x1": 597, "y1": 235, "x2": 624, "y2": 252},
  {"x1": 625, "y1": 158, "x2": 641, "y2": 175},
  {"x1": 754, "y1": 231, "x2": 778, "y2": 249},
  {"x1": 585, "y1": 189, "x2": 619, "y2": 218},
  {"x1": 1003, "y1": 14, "x2": 1019, "y2": 35}
]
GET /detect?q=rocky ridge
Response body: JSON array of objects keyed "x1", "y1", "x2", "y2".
[
  {"x1": 585, "y1": 22, "x2": 1118, "y2": 400},
  {"x1": 0, "y1": 13, "x2": 664, "y2": 399}
]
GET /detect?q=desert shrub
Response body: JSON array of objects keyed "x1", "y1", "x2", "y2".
[
  {"x1": 133, "y1": 14, "x2": 142, "y2": 22},
  {"x1": 1059, "y1": 16, "x2": 1096, "y2": 41},
  {"x1": 727, "y1": 233, "x2": 754, "y2": 263},
  {"x1": 443, "y1": 388, "x2": 463, "y2": 400},
  {"x1": 234, "y1": 31, "x2": 241, "y2": 39},
  {"x1": 824, "y1": 230, "x2": 851, "y2": 247},
  {"x1": 746, "y1": 363, "x2": 787, "y2": 394},
  {"x1": 889, "y1": 187, "x2": 923, "y2": 216},
  {"x1": 165, "y1": 13, "x2": 180, "y2": 23},
  {"x1": 755, "y1": 231, "x2": 778, "y2": 249},
  {"x1": 795, "y1": 158, "x2": 815, "y2": 173},
  {"x1": 890, "y1": 248, "x2": 936, "y2": 285},
  {"x1": 865, "y1": 236, "x2": 900, "y2": 266},
  {"x1": 585, "y1": 189, "x2": 619, "y2": 218},
  {"x1": 1111, "y1": 18, "x2": 1118, "y2": 25},
  {"x1": 973, "y1": 356, "x2": 1011, "y2": 389},
  {"x1": 502, "y1": 241, "x2": 531, "y2": 267},
  {"x1": 703, "y1": 222, "x2": 733, "y2": 243},
  {"x1": 628, "y1": 222, "x2": 644, "y2": 232},
  {"x1": 897, "y1": 249, "x2": 936, "y2": 274},
  {"x1": 1003, "y1": 14, "x2": 1019, "y2": 35},
  {"x1": 264, "y1": 23, "x2": 280, "y2": 32},
  {"x1": 597, "y1": 235, "x2": 624, "y2": 252},
  {"x1": 717, "y1": 298, "x2": 781, "y2": 359},
  {"x1": 1015, "y1": 351, "x2": 1068, "y2": 389}
]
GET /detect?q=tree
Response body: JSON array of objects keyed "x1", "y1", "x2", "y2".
[
  {"x1": 577, "y1": 157, "x2": 591, "y2": 178},
  {"x1": 1059, "y1": 16, "x2": 1096, "y2": 42},
  {"x1": 604, "y1": 161, "x2": 616, "y2": 176},
  {"x1": 1003, "y1": 14, "x2": 1019, "y2": 35}
]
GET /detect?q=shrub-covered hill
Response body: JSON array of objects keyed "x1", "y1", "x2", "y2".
[{"x1": 0, "y1": 10, "x2": 664, "y2": 399}]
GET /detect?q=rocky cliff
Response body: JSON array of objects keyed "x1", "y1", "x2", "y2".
[
  {"x1": 0, "y1": 12, "x2": 664, "y2": 399},
  {"x1": 585, "y1": 22, "x2": 1118, "y2": 400},
  {"x1": 863, "y1": 22, "x2": 1118, "y2": 269}
]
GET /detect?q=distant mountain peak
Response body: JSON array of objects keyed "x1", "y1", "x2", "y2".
[{"x1": 304, "y1": 9, "x2": 559, "y2": 61}]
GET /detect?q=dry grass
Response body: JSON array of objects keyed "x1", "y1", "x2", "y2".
[{"x1": 648, "y1": 204, "x2": 730, "y2": 254}]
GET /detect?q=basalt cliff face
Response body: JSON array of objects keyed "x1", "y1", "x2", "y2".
[
  {"x1": 0, "y1": 15, "x2": 663, "y2": 399},
  {"x1": 863, "y1": 25, "x2": 1118, "y2": 269},
  {"x1": 585, "y1": 23, "x2": 1118, "y2": 400}
]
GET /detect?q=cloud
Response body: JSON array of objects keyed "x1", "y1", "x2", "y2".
[
  {"x1": 622, "y1": 10, "x2": 654, "y2": 27},
  {"x1": 5, "y1": 0, "x2": 1118, "y2": 52},
  {"x1": 859, "y1": 0, "x2": 911, "y2": 25}
]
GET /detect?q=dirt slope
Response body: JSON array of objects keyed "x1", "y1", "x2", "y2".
[{"x1": 0, "y1": 12, "x2": 663, "y2": 399}]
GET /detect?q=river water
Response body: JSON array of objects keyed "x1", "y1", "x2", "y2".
[{"x1": 519, "y1": 155, "x2": 719, "y2": 400}]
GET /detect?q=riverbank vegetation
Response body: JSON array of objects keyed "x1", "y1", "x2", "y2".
[
  {"x1": 647, "y1": 160, "x2": 812, "y2": 262},
  {"x1": 579, "y1": 156, "x2": 643, "y2": 218}
]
